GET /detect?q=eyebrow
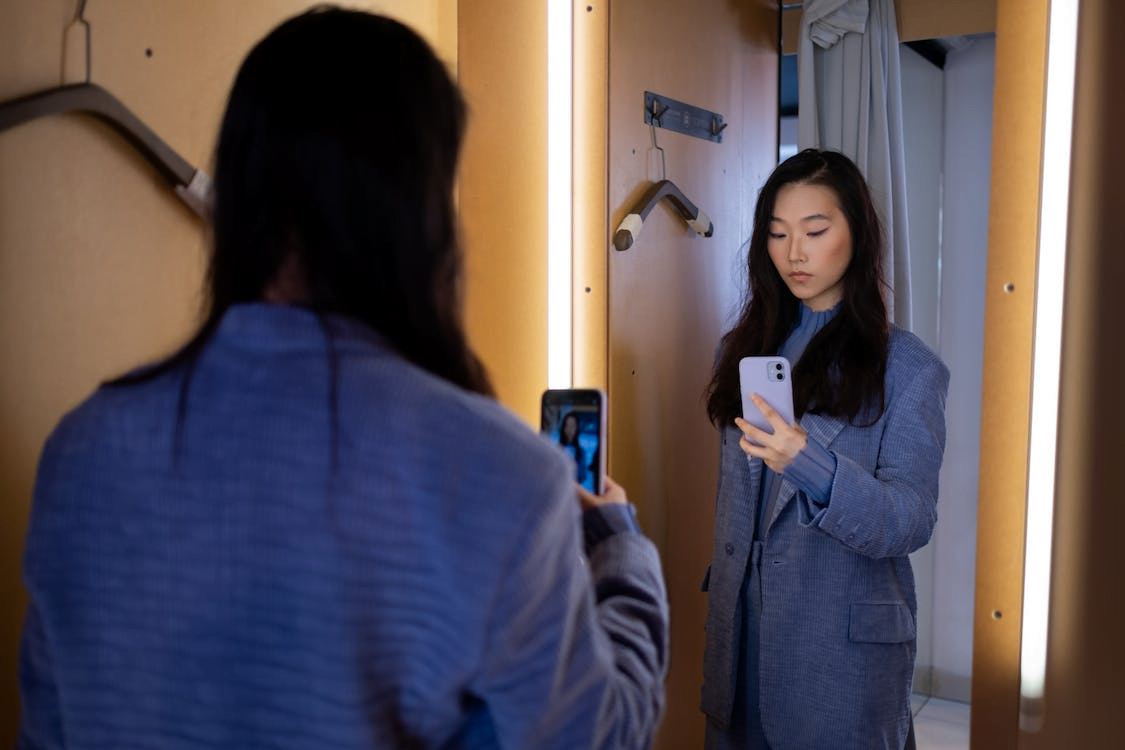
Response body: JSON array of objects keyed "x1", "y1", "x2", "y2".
[{"x1": 769, "y1": 213, "x2": 832, "y2": 223}]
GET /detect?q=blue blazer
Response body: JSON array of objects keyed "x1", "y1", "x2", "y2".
[
  {"x1": 701, "y1": 327, "x2": 949, "y2": 750},
  {"x1": 20, "y1": 304, "x2": 669, "y2": 749}
]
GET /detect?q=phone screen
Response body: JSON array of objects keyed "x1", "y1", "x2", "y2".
[{"x1": 541, "y1": 389, "x2": 604, "y2": 494}]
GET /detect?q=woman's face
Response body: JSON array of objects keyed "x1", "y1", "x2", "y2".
[
  {"x1": 562, "y1": 416, "x2": 578, "y2": 442},
  {"x1": 766, "y1": 182, "x2": 853, "y2": 311}
]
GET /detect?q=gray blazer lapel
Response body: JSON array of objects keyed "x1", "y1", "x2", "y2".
[
  {"x1": 764, "y1": 411, "x2": 846, "y2": 532},
  {"x1": 740, "y1": 451, "x2": 764, "y2": 540},
  {"x1": 765, "y1": 478, "x2": 797, "y2": 533},
  {"x1": 723, "y1": 426, "x2": 763, "y2": 544},
  {"x1": 801, "y1": 410, "x2": 846, "y2": 450}
]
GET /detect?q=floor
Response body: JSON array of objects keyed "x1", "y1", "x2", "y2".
[{"x1": 912, "y1": 695, "x2": 970, "y2": 749}]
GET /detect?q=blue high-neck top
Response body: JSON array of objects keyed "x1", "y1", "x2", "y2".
[{"x1": 755, "y1": 302, "x2": 841, "y2": 536}]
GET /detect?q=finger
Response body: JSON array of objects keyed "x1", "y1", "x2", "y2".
[
  {"x1": 738, "y1": 434, "x2": 768, "y2": 459},
  {"x1": 578, "y1": 476, "x2": 628, "y2": 509},
  {"x1": 575, "y1": 483, "x2": 598, "y2": 509},
  {"x1": 600, "y1": 475, "x2": 628, "y2": 504},
  {"x1": 735, "y1": 416, "x2": 773, "y2": 446},
  {"x1": 749, "y1": 393, "x2": 789, "y2": 428}
]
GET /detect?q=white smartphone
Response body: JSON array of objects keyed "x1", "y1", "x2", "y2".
[
  {"x1": 541, "y1": 388, "x2": 606, "y2": 494},
  {"x1": 738, "y1": 356, "x2": 796, "y2": 437}
]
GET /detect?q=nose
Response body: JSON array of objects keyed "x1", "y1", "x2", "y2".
[{"x1": 788, "y1": 237, "x2": 805, "y2": 265}]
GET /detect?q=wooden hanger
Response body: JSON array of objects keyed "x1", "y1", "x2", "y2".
[
  {"x1": 613, "y1": 179, "x2": 713, "y2": 251},
  {"x1": 0, "y1": 82, "x2": 211, "y2": 218}
]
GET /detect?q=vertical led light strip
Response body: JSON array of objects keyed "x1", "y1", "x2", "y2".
[
  {"x1": 547, "y1": 0, "x2": 574, "y2": 389},
  {"x1": 1019, "y1": 0, "x2": 1080, "y2": 732}
]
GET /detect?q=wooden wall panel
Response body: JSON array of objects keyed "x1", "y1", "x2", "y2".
[
  {"x1": 895, "y1": 0, "x2": 996, "y2": 42},
  {"x1": 573, "y1": 2, "x2": 610, "y2": 392},
  {"x1": 607, "y1": 1, "x2": 778, "y2": 746},
  {"x1": 1020, "y1": 0, "x2": 1125, "y2": 746},
  {"x1": 457, "y1": 0, "x2": 547, "y2": 424},
  {"x1": 970, "y1": 0, "x2": 1048, "y2": 747},
  {"x1": 0, "y1": 2, "x2": 451, "y2": 743}
]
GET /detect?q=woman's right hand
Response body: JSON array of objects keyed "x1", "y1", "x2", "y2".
[{"x1": 577, "y1": 475, "x2": 627, "y2": 510}]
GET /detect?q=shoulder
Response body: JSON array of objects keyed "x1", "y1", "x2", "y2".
[
  {"x1": 45, "y1": 372, "x2": 180, "y2": 457},
  {"x1": 346, "y1": 353, "x2": 572, "y2": 491},
  {"x1": 886, "y1": 326, "x2": 950, "y2": 398},
  {"x1": 28, "y1": 376, "x2": 179, "y2": 525},
  {"x1": 888, "y1": 327, "x2": 948, "y2": 379}
]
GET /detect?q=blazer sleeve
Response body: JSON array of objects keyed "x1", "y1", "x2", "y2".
[
  {"x1": 797, "y1": 353, "x2": 950, "y2": 558},
  {"x1": 472, "y1": 459, "x2": 669, "y2": 750},
  {"x1": 18, "y1": 431, "x2": 67, "y2": 750},
  {"x1": 18, "y1": 602, "x2": 63, "y2": 750}
]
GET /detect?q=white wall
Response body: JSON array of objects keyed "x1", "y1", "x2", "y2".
[
  {"x1": 900, "y1": 43, "x2": 944, "y2": 695},
  {"x1": 779, "y1": 115, "x2": 799, "y2": 161},
  {"x1": 900, "y1": 37, "x2": 995, "y2": 704},
  {"x1": 932, "y1": 36, "x2": 995, "y2": 702}
]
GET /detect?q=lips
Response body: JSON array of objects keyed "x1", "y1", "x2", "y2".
[{"x1": 789, "y1": 272, "x2": 811, "y2": 281}]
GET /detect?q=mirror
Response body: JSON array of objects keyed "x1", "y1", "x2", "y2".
[{"x1": 777, "y1": 14, "x2": 996, "y2": 749}]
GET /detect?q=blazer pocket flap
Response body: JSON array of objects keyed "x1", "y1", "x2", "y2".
[{"x1": 849, "y1": 602, "x2": 916, "y2": 644}]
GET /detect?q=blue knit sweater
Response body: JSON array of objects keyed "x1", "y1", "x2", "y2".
[{"x1": 19, "y1": 304, "x2": 669, "y2": 749}]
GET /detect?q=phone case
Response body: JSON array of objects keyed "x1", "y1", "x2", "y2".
[
  {"x1": 738, "y1": 356, "x2": 796, "y2": 436},
  {"x1": 540, "y1": 388, "x2": 606, "y2": 494}
]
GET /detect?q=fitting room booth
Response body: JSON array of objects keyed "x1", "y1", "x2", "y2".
[{"x1": 1, "y1": 1, "x2": 1121, "y2": 747}]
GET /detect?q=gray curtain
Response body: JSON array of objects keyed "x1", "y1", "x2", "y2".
[{"x1": 797, "y1": 0, "x2": 912, "y2": 329}]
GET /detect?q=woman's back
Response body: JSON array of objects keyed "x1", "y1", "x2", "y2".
[{"x1": 22, "y1": 304, "x2": 662, "y2": 748}]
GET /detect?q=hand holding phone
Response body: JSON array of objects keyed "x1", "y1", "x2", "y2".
[
  {"x1": 541, "y1": 388, "x2": 606, "y2": 494},
  {"x1": 576, "y1": 474, "x2": 627, "y2": 510}
]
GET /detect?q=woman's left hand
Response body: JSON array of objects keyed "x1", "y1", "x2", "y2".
[{"x1": 735, "y1": 393, "x2": 807, "y2": 474}]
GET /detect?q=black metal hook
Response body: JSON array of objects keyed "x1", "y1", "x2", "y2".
[{"x1": 67, "y1": 0, "x2": 92, "y2": 83}]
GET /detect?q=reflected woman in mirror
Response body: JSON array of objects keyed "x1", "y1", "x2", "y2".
[
  {"x1": 701, "y1": 149, "x2": 949, "y2": 749},
  {"x1": 558, "y1": 411, "x2": 590, "y2": 486}
]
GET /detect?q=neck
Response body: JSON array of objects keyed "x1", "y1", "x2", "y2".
[{"x1": 262, "y1": 252, "x2": 309, "y2": 304}]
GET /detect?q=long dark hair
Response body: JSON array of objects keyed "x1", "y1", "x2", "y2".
[
  {"x1": 558, "y1": 413, "x2": 581, "y2": 447},
  {"x1": 706, "y1": 149, "x2": 889, "y2": 426},
  {"x1": 110, "y1": 6, "x2": 492, "y2": 397}
]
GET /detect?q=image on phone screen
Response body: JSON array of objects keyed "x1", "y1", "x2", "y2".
[{"x1": 541, "y1": 390, "x2": 603, "y2": 494}]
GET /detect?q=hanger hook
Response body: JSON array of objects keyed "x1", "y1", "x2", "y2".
[
  {"x1": 646, "y1": 97, "x2": 670, "y2": 181},
  {"x1": 648, "y1": 122, "x2": 667, "y2": 182},
  {"x1": 71, "y1": 0, "x2": 92, "y2": 83}
]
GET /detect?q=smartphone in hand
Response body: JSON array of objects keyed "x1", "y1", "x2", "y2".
[
  {"x1": 738, "y1": 356, "x2": 796, "y2": 437},
  {"x1": 541, "y1": 388, "x2": 606, "y2": 494}
]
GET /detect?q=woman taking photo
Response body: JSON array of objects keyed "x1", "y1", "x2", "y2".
[
  {"x1": 19, "y1": 8, "x2": 668, "y2": 748},
  {"x1": 700, "y1": 149, "x2": 949, "y2": 750}
]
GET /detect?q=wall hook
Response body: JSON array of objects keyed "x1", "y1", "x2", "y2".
[
  {"x1": 69, "y1": 0, "x2": 93, "y2": 83},
  {"x1": 644, "y1": 91, "x2": 726, "y2": 144}
]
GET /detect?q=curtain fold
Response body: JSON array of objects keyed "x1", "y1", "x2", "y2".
[{"x1": 797, "y1": 0, "x2": 912, "y2": 329}]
